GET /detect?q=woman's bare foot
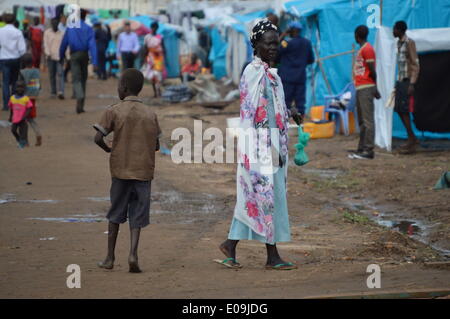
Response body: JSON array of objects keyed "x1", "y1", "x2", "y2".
[
  {"x1": 219, "y1": 240, "x2": 240, "y2": 267},
  {"x1": 128, "y1": 256, "x2": 142, "y2": 273},
  {"x1": 265, "y1": 244, "x2": 297, "y2": 269}
]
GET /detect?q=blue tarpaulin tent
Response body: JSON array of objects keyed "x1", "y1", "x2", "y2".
[
  {"x1": 209, "y1": 28, "x2": 228, "y2": 79},
  {"x1": 208, "y1": 9, "x2": 270, "y2": 80}
]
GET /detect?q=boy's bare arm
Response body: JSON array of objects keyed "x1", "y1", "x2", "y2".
[{"x1": 94, "y1": 130, "x2": 111, "y2": 153}]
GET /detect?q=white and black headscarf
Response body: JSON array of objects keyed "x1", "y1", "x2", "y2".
[{"x1": 250, "y1": 18, "x2": 278, "y2": 49}]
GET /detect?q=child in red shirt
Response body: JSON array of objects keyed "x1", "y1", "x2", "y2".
[{"x1": 8, "y1": 81, "x2": 33, "y2": 148}]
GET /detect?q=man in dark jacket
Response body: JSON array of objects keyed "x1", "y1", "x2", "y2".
[
  {"x1": 278, "y1": 22, "x2": 314, "y2": 118},
  {"x1": 94, "y1": 21, "x2": 110, "y2": 80}
]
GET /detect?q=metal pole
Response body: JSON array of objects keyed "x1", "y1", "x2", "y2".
[{"x1": 380, "y1": 0, "x2": 383, "y2": 26}]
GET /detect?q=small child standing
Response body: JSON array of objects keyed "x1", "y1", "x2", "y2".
[
  {"x1": 9, "y1": 81, "x2": 33, "y2": 148},
  {"x1": 20, "y1": 53, "x2": 42, "y2": 146},
  {"x1": 94, "y1": 68, "x2": 161, "y2": 273}
]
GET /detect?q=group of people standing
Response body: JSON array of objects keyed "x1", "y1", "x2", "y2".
[{"x1": 350, "y1": 21, "x2": 420, "y2": 160}]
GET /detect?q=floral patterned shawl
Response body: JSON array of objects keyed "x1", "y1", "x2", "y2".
[{"x1": 233, "y1": 56, "x2": 290, "y2": 244}]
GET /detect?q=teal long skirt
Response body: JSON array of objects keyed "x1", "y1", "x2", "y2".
[{"x1": 228, "y1": 167, "x2": 291, "y2": 244}]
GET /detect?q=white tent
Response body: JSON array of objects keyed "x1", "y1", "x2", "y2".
[{"x1": 374, "y1": 26, "x2": 450, "y2": 151}]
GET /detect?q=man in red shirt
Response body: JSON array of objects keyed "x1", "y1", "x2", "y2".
[{"x1": 349, "y1": 25, "x2": 381, "y2": 160}]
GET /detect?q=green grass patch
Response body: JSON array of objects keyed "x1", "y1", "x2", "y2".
[{"x1": 342, "y1": 210, "x2": 370, "y2": 224}]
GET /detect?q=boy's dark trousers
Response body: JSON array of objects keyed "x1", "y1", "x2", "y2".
[{"x1": 11, "y1": 120, "x2": 28, "y2": 145}]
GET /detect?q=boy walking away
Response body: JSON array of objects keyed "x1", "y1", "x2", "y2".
[
  {"x1": 349, "y1": 25, "x2": 381, "y2": 160},
  {"x1": 9, "y1": 80, "x2": 33, "y2": 148},
  {"x1": 20, "y1": 54, "x2": 42, "y2": 146},
  {"x1": 393, "y1": 21, "x2": 420, "y2": 155},
  {"x1": 94, "y1": 68, "x2": 161, "y2": 273}
]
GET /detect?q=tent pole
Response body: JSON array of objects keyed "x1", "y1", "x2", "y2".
[
  {"x1": 380, "y1": 0, "x2": 383, "y2": 26},
  {"x1": 313, "y1": 45, "x2": 332, "y2": 95},
  {"x1": 317, "y1": 49, "x2": 356, "y2": 62},
  {"x1": 351, "y1": 44, "x2": 355, "y2": 80}
]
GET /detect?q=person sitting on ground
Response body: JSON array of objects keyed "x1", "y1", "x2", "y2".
[
  {"x1": 181, "y1": 53, "x2": 202, "y2": 82},
  {"x1": 94, "y1": 68, "x2": 161, "y2": 273},
  {"x1": 8, "y1": 80, "x2": 33, "y2": 148}
]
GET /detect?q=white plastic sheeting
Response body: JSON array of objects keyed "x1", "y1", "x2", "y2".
[
  {"x1": 0, "y1": 0, "x2": 60, "y2": 14},
  {"x1": 226, "y1": 28, "x2": 248, "y2": 85},
  {"x1": 374, "y1": 26, "x2": 397, "y2": 151},
  {"x1": 410, "y1": 28, "x2": 450, "y2": 53},
  {"x1": 374, "y1": 26, "x2": 450, "y2": 151}
]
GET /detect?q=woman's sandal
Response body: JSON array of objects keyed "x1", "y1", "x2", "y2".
[
  {"x1": 213, "y1": 257, "x2": 243, "y2": 269},
  {"x1": 265, "y1": 262, "x2": 297, "y2": 270}
]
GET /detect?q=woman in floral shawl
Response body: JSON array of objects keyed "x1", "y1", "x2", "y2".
[{"x1": 217, "y1": 19, "x2": 298, "y2": 270}]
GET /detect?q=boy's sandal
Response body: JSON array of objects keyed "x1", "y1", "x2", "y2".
[
  {"x1": 213, "y1": 257, "x2": 242, "y2": 269},
  {"x1": 265, "y1": 262, "x2": 297, "y2": 270}
]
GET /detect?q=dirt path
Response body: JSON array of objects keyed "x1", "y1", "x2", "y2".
[{"x1": 0, "y1": 73, "x2": 449, "y2": 298}]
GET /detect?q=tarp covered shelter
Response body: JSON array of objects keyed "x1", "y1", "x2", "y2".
[
  {"x1": 375, "y1": 27, "x2": 450, "y2": 150},
  {"x1": 284, "y1": 0, "x2": 450, "y2": 149}
]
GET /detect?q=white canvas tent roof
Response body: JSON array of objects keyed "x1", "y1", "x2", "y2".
[
  {"x1": 374, "y1": 26, "x2": 450, "y2": 151},
  {"x1": 0, "y1": 0, "x2": 61, "y2": 14}
]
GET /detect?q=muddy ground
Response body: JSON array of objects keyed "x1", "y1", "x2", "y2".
[{"x1": 0, "y1": 73, "x2": 449, "y2": 298}]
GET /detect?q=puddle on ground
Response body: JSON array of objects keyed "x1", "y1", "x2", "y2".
[
  {"x1": 344, "y1": 197, "x2": 450, "y2": 258},
  {"x1": 383, "y1": 220, "x2": 421, "y2": 236},
  {"x1": 39, "y1": 237, "x2": 56, "y2": 241},
  {"x1": 85, "y1": 191, "x2": 218, "y2": 216},
  {"x1": 298, "y1": 167, "x2": 344, "y2": 179},
  {"x1": 0, "y1": 120, "x2": 11, "y2": 128},
  {"x1": 83, "y1": 191, "x2": 221, "y2": 224},
  {"x1": 150, "y1": 191, "x2": 217, "y2": 216},
  {"x1": 85, "y1": 197, "x2": 110, "y2": 202},
  {"x1": 0, "y1": 194, "x2": 59, "y2": 205},
  {"x1": 29, "y1": 217, "x2": 105, "y2": 223},
  {"x1": 29, "y1": 213, "x2": 105, "y2": 223}
]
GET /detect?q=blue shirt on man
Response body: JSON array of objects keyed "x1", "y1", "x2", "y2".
[
  {"x1": 117, "y1": 31, "x2": 140, "y2": 54},
  {"x1": 278, "y1": 36, "x2": 314, "y2": 84},
  {"x1": 59, "y1": 21, "x2": 97, "y2": 65}
]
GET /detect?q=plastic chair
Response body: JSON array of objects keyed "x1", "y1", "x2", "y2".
[{"x1": 322, "y1": 82, "x2": 359, "y2": 136}]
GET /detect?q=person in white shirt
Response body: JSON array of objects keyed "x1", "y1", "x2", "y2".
[{"x1": 0, "y1": 13, "x2": 26, "y2": 110}]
